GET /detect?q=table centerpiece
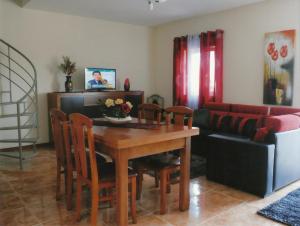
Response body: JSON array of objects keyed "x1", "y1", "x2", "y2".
[{"x1": 100, "y1": 98, "x2": 133, "y2": 123}]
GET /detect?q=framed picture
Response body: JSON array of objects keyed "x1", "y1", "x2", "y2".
[{"x1": 263, "y1": 29, "x2": 295, "y2": 106}]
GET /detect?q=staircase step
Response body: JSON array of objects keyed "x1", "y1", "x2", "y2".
[
  {"x1": 0, "y1": 112, "x2": 34, "y2": 118},
  {"x1": 0, "y1": 101, "x2": 25, "y2": 106},
  {"x1": 0, "y1": 125, "x2": 37, "y2": 130},
  {"x1": 0, "y1": 138, "x2": 37, "y2": 143}
]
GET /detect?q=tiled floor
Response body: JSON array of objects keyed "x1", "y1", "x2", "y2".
[{"x1": 0, "y1": 147, "x2": 299, "y2": 226}]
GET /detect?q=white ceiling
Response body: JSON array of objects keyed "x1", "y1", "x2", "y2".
[{"x1": 24, "y1": 0, "x2": 266, "y2": 26}]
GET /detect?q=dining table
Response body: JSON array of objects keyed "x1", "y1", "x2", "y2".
[{"x1": 92, "y1": 118, "x2": 199, "y2": 226}]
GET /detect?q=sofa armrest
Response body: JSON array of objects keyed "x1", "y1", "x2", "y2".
[
  {"x1": 273, "y1": 128, "x2": 300, "y2": 190},
  {"x1": 207, "y1": 134, "x2": 275, "y2": 197}
]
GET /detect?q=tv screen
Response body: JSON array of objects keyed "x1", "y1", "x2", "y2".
[{"x1": 85, "y1": 67, "x2": 116, "y2": 90}]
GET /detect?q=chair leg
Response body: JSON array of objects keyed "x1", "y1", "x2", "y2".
[
  {"x1": 56, "y1": 162, "x2": 61, "y2": 200},
  {"x1": 90, "y1": 184, "x2": 99, "y2": 226},
  {"x1": 108, "y1": 188, "x2": 114, "y2": 207},
  {"x1": 137, "y1": 170, "x2": 143, "y2": 200},
  {"x1": 66, "y1": 168, "x2": 73, "y2": 210},
  {"x1": 75, "y1": 179, "x2": 82, "y2": 222},
  {"x1": 160, "y1": 169, "x2": 167, "y2": 215},
  {"x1": 131, "y1": 177, "x2": 137, "y2": 224},
  {"x1": 154, "y1": 170, "x2": 159, "y2": 187},
  {"x1": 167, "y1": 173, "x2": 171, "y2": 194}
]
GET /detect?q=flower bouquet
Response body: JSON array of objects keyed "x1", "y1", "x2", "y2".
[{"x1": 101, "y1": 98, "x2": 133, "y2": 123}]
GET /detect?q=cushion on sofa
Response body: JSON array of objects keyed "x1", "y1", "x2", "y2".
[
  {"x1": 292, "y1": 112, "x2": 300, "y2": 118},
  {"x1": 265, "y1": 114, "x2": 300, "y2": 132},
  {"x1": 253, "y1": 127, "x2": 270, "y2": 142},
  {"x1": 231, "y1": 104, "x2": 269, "y2": 115},
  {"x1": 193, "y1": 109, "x2": 210, "y2": 129},
  {"x1": 218, "y1": 115, "x2": 233, "y2": 133},
  {"x1": 239, "y1": 118, "x2": 258, "y2": 138},
  {"x1": 230, "y1": 116, "x2": 243, "y2": 133},
  {"x1": 270, "y1": 107, "x2": 300, "y2": 116},
  {"x1": 228, "y1": 112, "x2": 264, "y2": 128},
  {"x1": 204, "y1": 102, "x2": 230, "y2": 112},
  {"x1": 209, "y1": 111, "x2": 228, "y2": 131}
]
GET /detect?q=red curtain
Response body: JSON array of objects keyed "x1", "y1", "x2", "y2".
[
  {"x1": 199, "y1": 29, "x2": 224, "y2": 107},
  {"x1": 173, "y1": 36, "x2": 188, "y2": 106},
  {"x1": 173, "y1": 30, "x2": 223, "y2": 108}
]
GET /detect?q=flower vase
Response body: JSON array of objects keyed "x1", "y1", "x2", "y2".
[
  {"x1": 65, "y1": 76, "x2": 73, "y2": 92},
  {"x1": 124, "y1": 78, "x2": 130, "y2": 91},
  {"x1": 105, "y1": 116, "x2": 132, "y2": 124}
]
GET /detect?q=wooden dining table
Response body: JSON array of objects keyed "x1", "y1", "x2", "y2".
[{"x1": 92, "y1": 118, "x2": 199, "y2": 226}]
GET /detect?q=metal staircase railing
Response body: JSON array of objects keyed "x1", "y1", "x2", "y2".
[{"x1": 0, "y1": 39, "x2": 38, "y2": 169}]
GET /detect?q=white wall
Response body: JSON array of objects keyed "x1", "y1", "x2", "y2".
[
  {"x1": 153, "y1": 0, "x2": 300, "y2": 108},
  {"x1": 1, "y1": 0, "x2": 300, "y2": 147},
  {"x1": 0, "y1": 0, "x2": 154, "y2": 146}
]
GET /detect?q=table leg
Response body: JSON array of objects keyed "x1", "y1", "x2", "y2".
[
  {"x1": 179, "y1": 137, "x2": 191, "y2": 211},
  {"x1": 116, "y1": 150, "x2": 128, "y2": 226}
]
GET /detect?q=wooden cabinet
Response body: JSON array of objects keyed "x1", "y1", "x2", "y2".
[{"x1": 47, "y1": 91, "x2": 144, "y2": 140}]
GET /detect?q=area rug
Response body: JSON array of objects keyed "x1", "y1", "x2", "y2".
[{"x1": 257, "y1": 188, "x2": 300, "y2": 226}]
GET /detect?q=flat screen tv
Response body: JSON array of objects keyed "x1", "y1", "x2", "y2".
[{"x1": 85, "y1": 67, "x2": 116, "y2": 90}]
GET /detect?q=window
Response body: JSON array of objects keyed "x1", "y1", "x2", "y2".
[
  {"x1": 173, "y1": 30, "x2": 223, "y2": 108},
  {"x1": 187, "y1": 51, "x2": 200, "y2": 109},
  {"x1": 209, "y1": 50, "x2": 215, "y2": 96}
]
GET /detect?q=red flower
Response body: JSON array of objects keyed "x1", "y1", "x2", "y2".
[
  {"x1": 280, "y1": 45, "x2": 288, "y2": 58},
  {"x1": 267, "y1": 42, "x2": 275, "y2": 55},
  {"x1": 121, "y1": 103, "x2": 131, "y2": 114},
  {"x1": 271, "y1": 50, "x2": 279, "y2": 61}
]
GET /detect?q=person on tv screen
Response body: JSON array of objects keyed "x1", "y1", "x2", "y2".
[{"x1": 88, "y1": 71, "x2": 108, "y2": 88}]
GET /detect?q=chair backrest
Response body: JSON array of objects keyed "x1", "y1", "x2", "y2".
[
  {"x1": 50, "y1": 109, "x2": 69, "y2": 167},
  {"x1": 165, "y1": 106, "x2": 193, "y2": 128},
  {"x1": 69, "y1": 113, "x2": 98, "y2": 185},
  {"x1": 138, "y1": 103, "x2": 162, "y2": 124}
]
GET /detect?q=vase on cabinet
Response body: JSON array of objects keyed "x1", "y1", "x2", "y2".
[{"x1": 65, "y1": 76, "x2": 73, "y2": 92}]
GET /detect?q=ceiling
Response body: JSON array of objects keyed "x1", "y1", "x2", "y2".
[{"x1": 23, "y1": 0, "x2": 266, "y2": 26}]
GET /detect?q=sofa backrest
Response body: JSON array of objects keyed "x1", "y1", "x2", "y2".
[
  {"x1": 270, "y1": 106, "x2": 300, "y2": 116},
  {"x1": 264, "y1": 114, "x2": 300, "y2": 132},
  {"x1": 230, "y1": 104, "x2": 269, "y2": 115},
  {"x1": 204, "y1": 102, "x2": 230, "y2": 112}
]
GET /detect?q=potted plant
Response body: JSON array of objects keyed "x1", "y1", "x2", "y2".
[{"x1": 59, "y1": 56, "x2": 76, "y2": 92}]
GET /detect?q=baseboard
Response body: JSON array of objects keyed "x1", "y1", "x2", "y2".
[{"x1": 0, "y1": 143, "x2": 53, "y2": 152}]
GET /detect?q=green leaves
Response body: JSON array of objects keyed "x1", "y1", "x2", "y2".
[{"x1": 59, "y1": 56, "x2": 76, "y2": 76}]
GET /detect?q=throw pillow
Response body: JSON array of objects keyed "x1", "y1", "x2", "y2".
[
  {"x1": 239, "y1": 118, "x2": 258, "y2": 138},
  {"x1": 253, "y1": 127, "x2": 269, "y2": 142},
  {"x1": 218, "y1": 115, "x2": 233, "y2": 133},
  {"x1": 230, "y1": 116, "x2": 243, "y2": 134},
  {"x1": 210, "y1": 114, "x2": 221, "y2": 131},
  {"x1": 209, "y1": 111, "x2": 228, "y2": 131}
]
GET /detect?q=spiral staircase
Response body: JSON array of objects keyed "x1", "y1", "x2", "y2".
[{"x1": 0, "y1": 39, "x2": 38, "y2": 169}]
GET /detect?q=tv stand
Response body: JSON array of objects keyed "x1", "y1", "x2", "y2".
[
  {"x1": 47, "y1": 90, "x2": 144, "y2": 141},
  {"x1": 47, "y1": 90, "x2": 144, "y2": 117}
]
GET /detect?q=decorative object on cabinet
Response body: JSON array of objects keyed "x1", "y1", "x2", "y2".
[{"x1": 59, "y1": 56, "x2": 76, "y2": 92}]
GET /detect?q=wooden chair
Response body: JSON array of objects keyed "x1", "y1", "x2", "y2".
[
  {"x1": 69, "y1": 113, "x2": 137, "y2": 225},
  {"x1": 134, "y1": 105, "x2": 193, "y2": 214},
  {"x1": 138, "y1": 103, "x2": 162, "y2": 124},
  {"x1": 50, "y1": 109, "x2": 74, "y2": 210},
  {"x1": 50, "y1": 109, "x2": 108, "y2": 211},
  {"x1": 134, "y1": 104, "x2": 162, "y2": 199}
]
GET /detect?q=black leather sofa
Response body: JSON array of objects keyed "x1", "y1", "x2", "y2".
[{"x1": 191, "y1": 102, "x2": 300, "y2": 197}]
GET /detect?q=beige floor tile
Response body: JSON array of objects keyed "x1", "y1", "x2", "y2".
[
  {"x1": 0, "y1": 193, "x2": 25, "y2": 211},
  {"x1": 0, "y1": 207, "x2": 40, "y2": 226},
  {"x1": 158, "y1": 190, "x2": 243, "y2": 226},
  {"x1": 200, "y1": 203, "x2": 284, "y2": 226},
  {"x1": 0, "y1": 148, "x2": 299, "y2": 226}
]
